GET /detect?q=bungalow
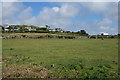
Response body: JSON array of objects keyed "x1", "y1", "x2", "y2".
[
  {"x1": 4, "y1": 28, "x2": 9, "y2": 31},
  {"x1": 101, "y1": 32, "x2": 109, "y2": 35},
  {"x1": 49, "y1": 29, "x2": 56, "y2": 31},
  {"x1": 25, "y1": 27, "x2": 36, "y2": 31}
]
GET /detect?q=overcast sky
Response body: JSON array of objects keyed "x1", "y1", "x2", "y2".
[{"x1": 1, "y1": 2, "x2": 118, "y2": 35}]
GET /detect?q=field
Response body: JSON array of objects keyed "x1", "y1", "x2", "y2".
[{"x1": 2, "y1": 38, "x2": 119, "y2": 78}]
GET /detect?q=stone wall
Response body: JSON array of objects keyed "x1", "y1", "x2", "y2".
[{"x1": 1, "y1": 34, "x2": 89, "y2": 39}]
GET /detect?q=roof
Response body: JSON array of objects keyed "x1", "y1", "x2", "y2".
[{"x1": 14, "y1": 27, "x2": 18, "y2": 29}]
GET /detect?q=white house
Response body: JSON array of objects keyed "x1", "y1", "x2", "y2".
[
  {"x1": 4, "y1": 24, "x2": 9, "y2": 28},
  {"x1": 3, "y1": 24, "x2": 10, "y2": 31},
  {"x1": 4, "y1": 29, "x2": 9, "y2": 31},
  {"x1": 49, "y1": 29, "x2": 56, "y2": 31},
  {"x1": 25, "y1": 27, "x2": 31, "y2": 31},
  {"x1": 25, "y1": 27, "x2": 36, "y2": 31},
  {"x1": 101, "y1": 32, "x2": 109, "y2": 35}
]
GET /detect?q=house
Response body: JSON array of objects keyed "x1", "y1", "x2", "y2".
[
  {"x1": 49, "y1": 29, "x2": 56, "y2": 31},
  {"x1": 55, "y1": 28, "x2": 64, "y2": 32},
  {"x1": 2, "y1": 24, "x2": 9, "y2": 31},
  {"x1": 25, "y1": 27, "x2": 32, "y2": 31},
  {"x1": 4, "y1": 28, "x2": 9, "y2": 31},
  {"x1": 25, "y1": 27, "x2": 36, "y2": 31},
  {"x1": 4, "y1": 24, "x2": 9, "y2": 28},
  {"x1": 13, "y1": 27, "x2": 20, "y2": 30},
  {"x1": 101, "y1": 32, "x2": 109, "y2": 35},
  {"x1": 2, "y1": 24, "x2": 10, "y2": 31}
]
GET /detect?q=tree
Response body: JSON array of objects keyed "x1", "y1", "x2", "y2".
[
  {"x1": 45, "y1": 25, "x2": 50, "y2": 29},
  {"x1": 39, "y1": 27, "x2": 47, "y2": 30},
  {"x1": 19, "y1": 27, "x2": 28, "y2": 32},
  {"x1": 80, "y1": 30, "x2": 87, "y2": 34},
  {"x1": 36, "y1": 27, "x2": 41, "y2": 31},
  {"x1": 101, "y1": 33, "x2": 104, "y2": 40},
  {"x1": 2, "y1": 27, "x2": 4, "y2": 31},
  {"x1": 0, "y1": 25, "x2": 4, "y2": 31},
  {"x1": 76, "y1": 30, "x2": 88, "y2": 36},
  {"x1": 101, "y1": 33, "x2": 104, "y2": 36},
  {"x1": 7, "y1": 25, "x2": 14, "y2": 32}
]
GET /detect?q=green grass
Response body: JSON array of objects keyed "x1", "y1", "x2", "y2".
[{"x1": 2, "y1": 39, "x2": 118, "y2": 78}]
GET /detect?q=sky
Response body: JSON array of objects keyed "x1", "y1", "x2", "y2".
[{"x1": 1, "y1": 2, "x2": 118, "y2": 35}]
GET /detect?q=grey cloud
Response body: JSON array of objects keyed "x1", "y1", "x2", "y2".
[
  {"x1": 81, "y1": 2, "x2": 118, "y2": 20},
  {"x1": 2, "y1": 2, "x2": 24, "y2": 24}
]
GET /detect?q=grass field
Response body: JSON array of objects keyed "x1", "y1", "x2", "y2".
[{"x1": 2, "y1": 39, "x2": 119, "y2": 78}]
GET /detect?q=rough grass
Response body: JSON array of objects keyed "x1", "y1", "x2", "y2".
[{"x1": 2, "y1": 39, "x2": 119, "y2": 78}]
